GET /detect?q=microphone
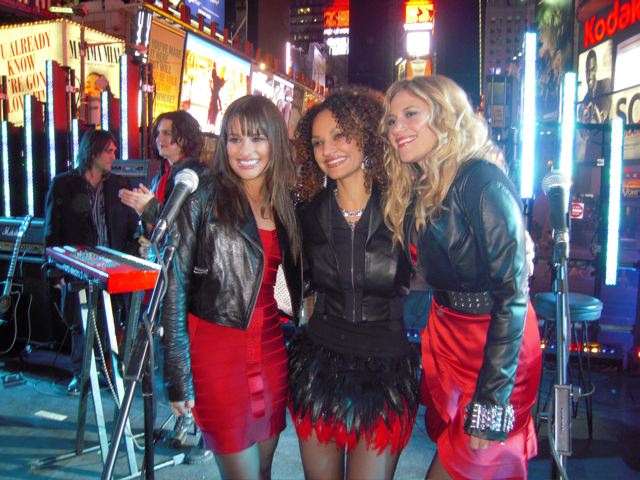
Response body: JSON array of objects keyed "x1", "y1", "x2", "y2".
[
  {"x1": 150, "y1": 168, "x2": 199, "y2": 244},
  {"x1": 542, "y1": 170, "x2": 571, "y2": 260}
]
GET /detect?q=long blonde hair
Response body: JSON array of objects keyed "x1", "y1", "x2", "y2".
[{"x1": 381, "y1": 75, "x2": 499, "y2": 246}]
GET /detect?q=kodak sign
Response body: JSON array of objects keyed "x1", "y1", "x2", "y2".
[{"x1": 584, "y1": 0, "x2": 640, "y2": 49}]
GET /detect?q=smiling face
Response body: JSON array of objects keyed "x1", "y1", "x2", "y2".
[
  {"x1": 311, "y1": 108, "x2": 365, "y2": 182},
  {"x1": 385, "y1": 89, "x2": 439, "y2": 164},
  {"x1": 226, "y1": 117, "x2": 271, "y2": 187}
]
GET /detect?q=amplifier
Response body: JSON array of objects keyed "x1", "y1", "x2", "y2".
[
  {"x1": 112, "y1": 159, "x2": 149, "y2": 187},
  {"x1": 0, "y1": 216, "x2": 45, "y2": 260}
]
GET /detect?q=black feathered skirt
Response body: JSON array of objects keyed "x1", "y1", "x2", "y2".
[{"x1": 288, "y1": 329, "x2": 420, "y2": 454}]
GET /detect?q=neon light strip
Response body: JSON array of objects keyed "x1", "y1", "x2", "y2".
[
  {"x1": 101, "y1": 91, "x2": 109, "y2": 131},
  {"x1": 1, "y1": 121, "x2": 10, "y2": 216},
  {"x1": 120, "y1": 55, "x2": 129, "y2": 160},
  {"x1": 46, "y1": 60, "x2": 56, "y2": 180},
  {"x1": 24, "y1": 95, "x2": 34, "y2": 216},
  {"x1": 605, "y1": 117, "x2": 624, "y2": 286},
  {"x1": 72, "y1": 118, "x2": 80, "y2": 168},
  {"x1": 559, "y1": 72, "x2": 576, "y2": 181},
  {"x1": 520, "y1": 32, "x2": 537, "y2": 199}
]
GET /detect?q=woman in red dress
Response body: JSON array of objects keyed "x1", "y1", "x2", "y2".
[
  {"x1": 161, "y1": 95, "x2": 302, "y2": 479},
  {"x1": 382, "y1": 75, "x2": 542, "y2": 479}
]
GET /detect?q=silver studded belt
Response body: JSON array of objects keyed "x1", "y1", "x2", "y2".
[{"x1": 434, "y1": 290, "x2": 494, "y2": 315}]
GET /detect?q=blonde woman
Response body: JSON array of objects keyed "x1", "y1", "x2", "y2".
[{"x1": 382, "y1": 75, "x2": 542, "y2": 480}]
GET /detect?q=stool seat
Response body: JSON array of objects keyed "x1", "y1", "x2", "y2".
[{"x1": 534, "y1": 292, "x2": 603, "y2": 323}]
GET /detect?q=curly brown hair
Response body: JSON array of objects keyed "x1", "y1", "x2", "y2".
[{"x1": 293, "y1": 86, "x2": 388, "y2": 202}]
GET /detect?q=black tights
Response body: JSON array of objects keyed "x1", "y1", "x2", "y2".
[
  {"x1": 298, "y1": 429, "x2": 400, "y2": 480},
  {"x1": 214, "y1": 435, "x2": 279, "y2": 480}
]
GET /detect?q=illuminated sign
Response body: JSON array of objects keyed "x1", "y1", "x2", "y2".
[
  {"x1": 406, "y1": 30, "x2": 431, "y2": 57},
  {"x1": 179, "y1": 34, "x2": 250, "y2": 134},
  {"x1": 405, "y1": 1, "x2": 434, "y2": 25},
  {"x1": 324, "y1": 0, "x2": 349, "y2": 29},
  {"x1": 250, "y1": 69, "x2": 294, "y2": 125},
  {"x1": 0, "y1": 19, "x2": 124, "y2": 126},
  {"x1": 168, "y1": 0, "x2": 224, "y2": 26},
  {"x1": 583, "y1": 0, "x2": 640, "y2": 49},
  {"x1": 325, "y1": 29, "x2": 349, "y2": 56},
  {"x1": 148, "y1": 20, "x2": 186, "y2": 117}
]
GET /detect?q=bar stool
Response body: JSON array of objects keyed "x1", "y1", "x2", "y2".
[{"x1": 534, "y1": 291, "x2": 603, "y2": 439}]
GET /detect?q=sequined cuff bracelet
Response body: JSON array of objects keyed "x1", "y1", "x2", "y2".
[{"x1": 465, "y1": 402, "x2": 515, "y2": 434}]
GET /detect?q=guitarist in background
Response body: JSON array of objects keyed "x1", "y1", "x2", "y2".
[{"x1": 44, "y1": 129, "x2": 139, "y2": 395}]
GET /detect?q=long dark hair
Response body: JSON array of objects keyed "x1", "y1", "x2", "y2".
[
  {"x1": 214, "y1": 95, "x2": 301, "y2": 259},
  {"x1": 77, "y1": 129, "x2": 117, "y2": 172}
]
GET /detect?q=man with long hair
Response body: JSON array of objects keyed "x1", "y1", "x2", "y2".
[{"x1": 44, "y1": 129, "x2": 139, "y2": 394}]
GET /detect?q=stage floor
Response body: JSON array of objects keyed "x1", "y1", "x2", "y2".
[{"x1": 0, "y1": 348, "x2": 639, "y2": 479}]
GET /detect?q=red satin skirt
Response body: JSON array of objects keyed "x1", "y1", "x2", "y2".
[
  {"x1": 188, "y1": 229, "x2": 288, "y2": 454},
  {"x1": 421, "y1": 299, "x2": 542, "y2": 480}
]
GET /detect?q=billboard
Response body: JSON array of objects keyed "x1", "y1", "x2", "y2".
[
  {"x1": 576, "y1": 39, "x2": 613, "y2": 124},
  {"x1": 578, "y1": 1, "x2": 640, "y2": 126},
  {"x1": 0, "y1": 19, "x2": 124, "y2": 126},
  {"x1": 148, "y1": 20, "x2": 186, "y2": 117},
  {"x1": 536, "y1": 0, "x2": 574, "y2": 122},
  {"x1": 179, "y1": 34, "x2": 250, "y2": 134},
  {"x1": 169, "y1": 0, "x2": 224, "y2": 27},
  {"x1": 250, "y1": 70, "x2": 294, "y2": 126}
]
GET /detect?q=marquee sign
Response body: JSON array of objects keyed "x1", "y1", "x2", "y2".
[
  {"x1": 583, "y1": 0, "x2": 640, "y2": 49},
  {"x1": 405, "y1": 0, "x2": 434, "y2": 27}
]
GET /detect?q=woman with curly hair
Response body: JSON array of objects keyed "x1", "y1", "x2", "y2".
[
  {"x1": 289, "y1": 86, "x2": 419, "y2": 480},
  {"x1": 382, "y1": 75, "x2": 541, "y2": 479}
]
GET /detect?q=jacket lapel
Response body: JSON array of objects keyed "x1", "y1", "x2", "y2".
[
  {"x1": 237, "y1": 204, "x2": 263, "y2": 253},
  {"x1": 366, "y1": 188, "x2": 383, "y2": 245}
]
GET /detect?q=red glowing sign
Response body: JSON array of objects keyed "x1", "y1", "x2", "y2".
[
  {"x1": 405, "y1": 1, "x2": 434, "y2": 25},
  {"x1": 583, "y1": 0, "x2": 640, "y2": 49},
  {"x1": 324, "y1": 0, "x2": 350, "y2": 29},
  {"x1": 570, "y1": 202, "x2": 585, "y2": 219}
]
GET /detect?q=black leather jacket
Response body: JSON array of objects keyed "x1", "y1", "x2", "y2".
[
  {"x1": 140, "y1": 157, "x2": 205, "y2": 230},
  {"x1": 299, "y1": 186, "x2": 411, "y2": 325},
  {"x1": 161, "y1": 171, "x2": 303, "y2": 402},
  {"x1": 412, "y1": 159, "x2": 529, "y2": 440}
]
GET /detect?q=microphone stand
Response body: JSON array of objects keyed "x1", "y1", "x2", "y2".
[
  {"x1": 549, "y1": 231, "x2": 573, "y2": 479},
  {"x1": 102, "y1": 244, "x2": 176, "y2": 480}
]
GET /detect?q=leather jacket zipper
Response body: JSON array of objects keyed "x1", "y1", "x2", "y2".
[{"x1": 350, "y1": 226, "x2": 356, "y2": 322}]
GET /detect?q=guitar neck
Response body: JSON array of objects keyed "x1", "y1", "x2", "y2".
[
  {"x1": 2, "y1": 216, "x2": 32, "y2": 298},
  {"x1": 2, "y1": 238, "x2": 23, "y2": 298}
]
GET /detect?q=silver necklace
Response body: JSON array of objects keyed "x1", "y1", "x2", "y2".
[{"x1": 333, "y1": 188, "x2": 364, "y2": 217}]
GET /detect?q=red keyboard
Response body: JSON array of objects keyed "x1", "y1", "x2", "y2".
[{"x1": 46, "y1": 245, "x2": 160, "y2": 293}]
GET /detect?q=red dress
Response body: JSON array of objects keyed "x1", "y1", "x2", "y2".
[
  {"x1": 187, "y1": 229, "x2": 288, "y2": 454},
  {"x1": 421, "y1": 299, "x2": 541, "y2": 480}
]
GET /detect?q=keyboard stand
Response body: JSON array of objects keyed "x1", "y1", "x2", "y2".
[{"x1": 33, "y1": 282, "x2": 148, "y2": 478}]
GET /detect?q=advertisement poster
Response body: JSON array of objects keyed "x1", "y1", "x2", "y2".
[
  {"x1": 0, "y1": 19, "x2": 124, "y2": 126},
  {"x1": 148, "y1": 20, "x2": 185, "y2": 118},
  {"x1": 576, "y1": 39, "x2": 613, "y2": 124},
  {"x1": 536, "y1": 0, "x2": 573, "y2": 122},
  {"x1": 250, "y1": 70, "x2": 294, "y2": 126},
  {"x1": 179, "y1": 34, "x2": 250, "y2": 134},
  {"x1": 169, "y1": 0, "x2": 224, "y2": 26}
]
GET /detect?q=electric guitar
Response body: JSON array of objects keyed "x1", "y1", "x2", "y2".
[{"x1": 0, "y1": 215, "x2": 34, "y2": 318}]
